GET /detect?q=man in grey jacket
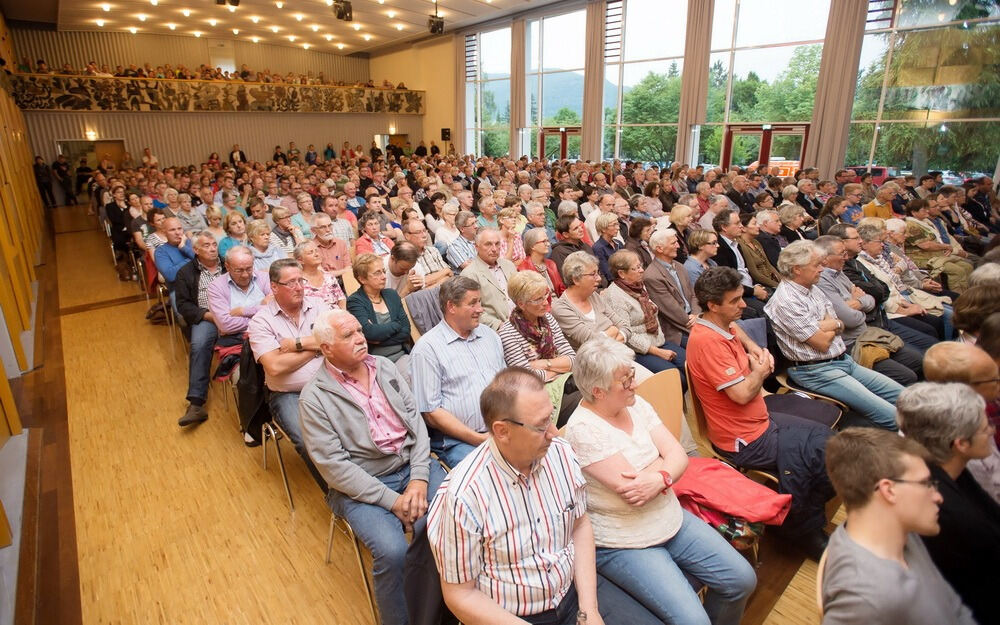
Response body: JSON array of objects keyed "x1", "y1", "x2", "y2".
[
  {"x1": 814, "y1": 235, "x2": 922, "y2": 387},
  {"x1": 299, "y1": 308, "x2": 446, "y2": 625}
]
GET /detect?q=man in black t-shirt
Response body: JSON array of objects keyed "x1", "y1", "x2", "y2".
[{"x1": 52, "y1": 154, "x2": 77, "y2": 205}]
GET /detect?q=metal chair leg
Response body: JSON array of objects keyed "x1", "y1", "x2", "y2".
[
  {"x1": 354, "y1": 533, "x2": 378, "y2": 625},
  {"x1": 326, "y1": 513, "x2": 336, "y2": 564},
  {"x1": 259, "y1": 422, "x2": 294, "y2": 511},
  {"x1": 271, "y1": 428, "x2": 294, "y2": 511}
]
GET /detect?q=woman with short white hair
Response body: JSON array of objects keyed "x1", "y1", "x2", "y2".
[{"x1": 563, "y1": 338, "x2": 756, "y2": 625}]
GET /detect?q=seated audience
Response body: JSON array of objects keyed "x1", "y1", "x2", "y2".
[
  {"x1": 247, "y1": 219, "x2": 286, "y2": 271},
  {"x1": 153, "y1": 217, "x2": 194, "y2": 290},
  {"x1": 952, "y1": 283, "x2": 1000, "y2": 343},
  {"x1": 755, "y1": 209, "x2": 785, "y2": 268},
  {"x1": 564, "y1": 338, "x2": 756, "y2": 624},
  {"x1": 402, "y1": 219, "x2": 453, "y2": 288},
  {"x1": 713, "y1": 209, "x2": 768, "y2": 318},
  {"x1": 428, "y1": 367, "x2": 663, "y2": 625},
  {"x1": 624, "y1": 217, "x2": 654, "y2": 268},
  {"x1": 643, "y1": 229, "x2": 699, "y2": 347},
  {"x1": 683, "y1": 229, "x2": 720, "y2": 288},
  {"x1": 821, "y1": 428, "x2": 976, "y2": 625},
  {"x1": 460, "y1": 229, "x2": 517, "y2": 331},
  {"x1": 517, "y1": 227, "x2": 565, "y2": 302},
  {"x1": 817, "y1": 195, "x2": 850, "y2": 235},
  {"x1": 299, "y1": 309, "x2": 445, "y2": 625},
  {"x1": 550, "y1": 215, "x2": 596, "y2": 279},
  {"x1": 687, "y1": 266, "x2": 836, "y2": 560},
  {"x1": 410, "y1": 276, "x2": 506, "y2": 468},
  {"x1": 247, "y1": 258, "x2": 326, "y2": 486},
  {"x1": 346, "y1": 253, "x2": 414, "y2": 370},
  {"x1": 765, "y1": 240, "x2": 903, "y2": 429},
  {"x1": 497, "y1": 271, "x2": 579, "y2": 426},
  {"x1": 309, "y1": 213, "x2": 350, "y2": 279},
  {"x1": 668, "y1": 203, "x2": 694, "y2": 263},
  {"x1": 218, "y1": 211, "x2": 249, "y2": 260},
  {"x1": 496, "y1": 206, "x2": 526, "y2": 263},
  {"x1": 294, "y1": 241, "x2": 346, "y2": 310},
  {"x1": 896, "y1": 382, "x2": 1000, "y2": 625},
  {"x1": 904, "y1": 199, "x2": 973, "y2": 292},
  {"x1": 738, "y1": 212, "x2": 781, "y2": 289},
  {"x1": 383, "y1": 241, "x2": 425, "y2": 297}
]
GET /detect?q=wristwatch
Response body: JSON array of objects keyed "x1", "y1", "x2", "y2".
[
  {"x1": 576, "y1": 610, "x2": 588, "y2": 624},
  {"x1": 658, "y1": 470, "x2": 673, "y2": 494},
  {"x1": 295, "y1": 337, "x2": 303, "y2": 352}
]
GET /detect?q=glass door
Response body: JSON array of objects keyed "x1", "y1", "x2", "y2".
[
  {"x1": 721, "y1": 124, "x2": 810, "y2": 172},
  {"x1": 538, "y1": 127, "x2": 582, "y2": 160}
]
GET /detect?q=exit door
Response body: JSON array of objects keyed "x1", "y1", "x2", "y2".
[
  {"x1": 539, "y1": 127, "x2": 581, "y2": 160},
  {"x1": 721, "y1": 124, "x2": 809, "y2": 174}
]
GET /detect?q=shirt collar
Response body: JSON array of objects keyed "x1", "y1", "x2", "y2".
[
  {"x1": 487, "y1": 437, "x2": 541, "y2": 481},
  {"x1": 695, "y1": 317, "x2": 735, "y2": 339},
  {"x1": 440, "y1": 320, "x2": 487, "y2": 344},
  {"x1": 325, "y1": 355, "x2": 376, "y2": 384}
]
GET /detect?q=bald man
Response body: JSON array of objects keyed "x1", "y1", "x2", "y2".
[{"x1": 923, "y1": 342, "x2": 1000, "y2": 504}]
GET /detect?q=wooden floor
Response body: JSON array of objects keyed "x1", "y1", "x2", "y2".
[{"x1": 14, "y1": 206, "x2": 830, "y2": 624}]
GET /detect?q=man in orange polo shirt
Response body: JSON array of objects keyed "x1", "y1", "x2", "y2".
[{"x1": 686, "y1": 266, "x2": 836, "y2": 561}]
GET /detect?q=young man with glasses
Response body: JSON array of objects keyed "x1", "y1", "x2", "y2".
[{"x1": 821, "y1": 427, "x2": 974, "y2": 624}]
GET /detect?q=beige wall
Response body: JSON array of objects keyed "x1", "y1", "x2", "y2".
[{"x1": 370, "y1": 37, "x2": 455, "y2": 147}]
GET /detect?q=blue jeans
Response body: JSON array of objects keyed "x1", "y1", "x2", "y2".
[
  {"x1": 328, "y1": 462, "x2": 447, "y2": 625},
  {"x1": 633, "y1": 341, "x2": 687, "y2": 394},
  {"x1": 521, "y1": 578, "x2": 664, "y2": 625},
  {"x1": 788, "y1": 355, "x2": 902, "y2": 430},
  {"x1": 430, "y1": 434, "x2": 479, "y2": 470},
  {"x1": 595, "y1": 510, "x2": 756, "y2": 625},
  {"x1": 187, "y1": 320, "x2": 218, "y2": 404},
  {"x1": 268, "y1": 390, "x2": 326, "y2": 489}
]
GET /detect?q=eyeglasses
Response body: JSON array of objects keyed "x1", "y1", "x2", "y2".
[
  {"x1": 367, "y1": 269, "x2": 387, "y2": 277},
  {"x1": 879, "y1": 477, "x2": 939, "y2": 491},
  {"x1": 525, "y1": 291, "x2": 551, "y2": 306},
  {"x1": 275, "y1": 278, "x2": 307, "y2": 288},
  {"x1": 971, "y1": 377, "x2": 1000, "y2": 386},
  {"x1": 616, "y1": 370, "x2": 636, "y2": 390},
  {"x1": 501, "y1": 418, "x2": 552, "y2": 434}
]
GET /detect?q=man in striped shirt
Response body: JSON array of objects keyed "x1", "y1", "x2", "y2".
[{"x1": 427, "y1": 368, "x2": 661, "y2": 625}]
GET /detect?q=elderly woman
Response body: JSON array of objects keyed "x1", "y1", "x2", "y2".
[
  {"x1": 778, "y1": 204, "x2": 809, "y2": 244},
  {"x1": 881, "y1": 218, "x2": 950, "y2": 295},
  {"x1": 270, "y1": 206, "x2": 305, "y2": 255},
  {"x1": 897, "y1": 382, "x2": 1000, "y2": 625},
  {"x1": 175, "y1": 192, "x2": 207, "y2": 233},
  {"x1": 497, "y1": 206, "x2": 526, "y2": 263},
  {"x1": 551, "y1": 251, "x2": 630, "y2": 349},
  {"x1": 247, "y1": 219, "x2": 286, "y2": 271},
  {"x1": 345, "y1": 253, "x2": 414, "y2": 367},
  {"x1": 738, "y1": 212, "x2": 781, "y2": 289},
  {"x1": 354, "y1": 212, "x2": 395, "y2": 258},
  {"x1": 563, "y1": 338, "x2": 756, "y2": 625},
  {"x1": 667, "y1": 203, "x2": 693, "y2": 263},
  {"x1": 594, "y1": 212, "x2": 626, "y2": 284},
  {"x1": 904, "y1": 199, "x2": 973, "y2": 292},
  {"x1": 292, "y1": 192, "x2": 316, "y2": 237},
  {"x1": 218, "y1": 211, "x2": 249, "y2": 260},
  {"x1": 753, "y1": 191, "x2": 775, "y2": 212},
  {"x1": 683, "y1": 229, "x2": 719, "y2": 289},
  {"x1": 294, "y1": 241, "x2": 346, "y2": 309},
  {"x1": 817, "y1": 195, "x2": 850, "y2": 235},
  {"x1": 497, "y1": 271, "x2": 580, "y2": 426},
  {"x1": 517, "y1": 227, "x2": 565, "y2": 302},
  {"x1": 432, "y1": 201, "x2": 460, "y2": 254},
  {"x1": 602, "y1": 249, "x2": 687, "y2": 388},
  {"x1": 204, "y1": 205, "x2": 226, "y2": 243}
]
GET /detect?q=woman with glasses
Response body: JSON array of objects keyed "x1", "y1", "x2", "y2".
[
  {"x1": 354, "y1": 212, "x2": 395, "y2": 259},
  {"x1": 497, "y1": 206, "x2": 526, "y2": 264},
  {"x1": 563, "y1": 338, "x2": 756, "y2": 625},
  {"x1": 345, "y1": 253, "x2": 414, "y2": 370},
  {"x1": 517, "y1": 227, "x2": 565, "y2": 303},
  {"x1": 897, "y1": 382, "x2": 1000, "y2": 625},
  {"x1": 497, "y1": 271, "x2": 580, "y2": 427},
  {"x1": 551, "y1": 251, "x2": 630, "y2": 352},
  {"x1": 683, "y1": 229, "x2": 720, "y2": 289},
  {"x1": 247, "y1": 220, "x2": 286, "y2": 271}
]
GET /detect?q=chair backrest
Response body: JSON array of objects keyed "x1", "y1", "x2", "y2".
[
  {"x1": 683, "y1": 362, "x2": 712, "y2": 444},
  {"x1": 816, "y1": 547, "x2": 829, "y2": 617},
  {"x1": 635, "y1": 368, "x2": 683, "y2": 440}
]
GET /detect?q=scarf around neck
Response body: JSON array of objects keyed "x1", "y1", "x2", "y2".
[{"x1": 614, "y1": 279, "x2": 659, "y2": 334}]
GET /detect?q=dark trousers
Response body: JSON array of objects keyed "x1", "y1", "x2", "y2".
[
  {"x1": 847, "y1": 340, "x2": 924, "y2": 386},
  {"x1": 893, "y1": 313, "x2": 943, "y2": 340},
  {"x1": 717, "y1": 412, "x2": 834, "y2": 537},
  {"x1": 889, "y1": 320, "x2": 938, "y2": 351},
  {"x1": 36, "y1": 181, "x2": 56, "y2": 207},
  {"x1": 520, "y1": 579, "x2": 664, "y2": 625}
]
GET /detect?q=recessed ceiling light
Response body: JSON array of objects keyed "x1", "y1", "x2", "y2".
[
  {"x1": 193, "y1": 30, "x2": 202, "y2": 37},
  {"x1": 251, "y1": 36, "x2": 259, "y2": 43},
  {"x1": 208, "y1": 18, "x2": 217, "y2": 26},
  {"x1": 276, "y1": 1, "x2": 283, "y2": 8},
  {"x1": 182, "y1": 9, "x2": 191, "y2": 17},
  {"x1": 337, "y1": 43, "x2": 345, "y2": 49},
  {"x1": 96, "y1": 18, "x2": 105, "y2": 26},
  {"x1": 326, "y1": 0, "x2": 333, "y2": 5},
  {"x1": 288, "y1": 35, "x2": 296, "y2": 41},
  {"x1": 232, "y1": 28, "x2": 239, "y2": 35},
  {"x1": 295, "y1": 13, "x2": 303, "y2": 21},
  {"x1": 138, "y1": 13, "x2": 147, "y2": 21},
  {"x1": 102, "y1": 3, "x2": 110, "y2": 11},
  {"x1": 363, "y1": 34, "x2": 372, "y2": 40},
  {"x1": 395, "y1": 24, "x2": 403, "y2": 30},
  {"x1": 129, "y1": 27, "x2": 137, "y2": 34},
  {"x1": 352, "y1": 23, "x2": 361, "y2": 30},
  {"x1": 250, "y1": 15, "x2": 259, "y2": 23},
  {"x1": 387, "y1": 10, "x2": 395, "y2": 18},
  {"x1": 303, "y1": 43, "x2": 311, "y2": 49},
  {"x1": 228, "y1": 4, "x2": 236, "y2": 12},
  {"x1": 311, "y1": 24, "x2": 319, "y2": 31},
  {"x1": 271, "y1": 25, "x2": 279, "y2": 32},
  {"x1": 167, "y1": 23, "x2": 176, "y2": 30},
  {"x1": 324, "y1": 33, "x2": 333, "y2": 41},
  {"x1": 150, "y1": 0, "x2": 158, "y2": 5}
]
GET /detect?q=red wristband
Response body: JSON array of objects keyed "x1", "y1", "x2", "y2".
[{"x1": 658, "y1": 470, "x2": 673, "y2": 494}]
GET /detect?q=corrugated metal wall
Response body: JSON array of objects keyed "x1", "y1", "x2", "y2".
[
  {"x1": 23, "y1": 111, "x2": 423, "y2": 165},
  {"x1": 10, "y1": 28, "x2": 368, "y2": 82}
]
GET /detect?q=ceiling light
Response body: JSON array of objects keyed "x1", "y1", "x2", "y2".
[
  {"x1": 193, "y1": 31, "x2": 202, "y2": 37},
  {"x1": 271, "y1": 25, "x2": 279, "y2": 32},
  {"x1": 395, "y1": 23, "x2": 403, "y2": 30},
  {"x1": 295, "y1": 13, "x2": 303, "y2": 21},
  {"x1": 303, "y1": 43, "x2": 311, "y2": 49},
  {"x1": 250, "y1": 15, "x2": 259, "y2": 23},
  {"x1": 138, "y1": 13, "x2": 147, "y2": 21},
  {"x1": 324, "y1": 33, "x2": 333, "y2": 41},
  {"x1": 167, "y1": 23, "x2": 176, "y2": 30},
  {"x1": 96, "y1": 18, "x2": 105, "y2": 26},
  {"x1": 352, "y1": 23, "x2": 361, "y2": 30},
  {"x1": 276, "y1": 1, "x2": 283, "y2": 8},
  {"x1": 129, "y1": 26, "x2": 138, "y2": 33},
  {"x1": 228, "y1": 4, "x2": 236, "y2": 12},
  {"x1": 102, "y1": 3, "x2": 110, "y2": 11},
  {"x1": 326, "y1": 0, "x2": 333, "y2": 5},
  {"x1": 85, "y1": 130, "x2": 98, "y2": 140},
  {"x1": 337, "y1": 43, "x2": 345, "y2": 49},
  {"x1": 387, "y1": 10, "x2": 395, "y2": 17},
  {"x1": 208, "y1": 18, "x2": 217, "y2": 26},
  {"x1": 232, "y1": 28, "x2": 239, "y2": 34},
  {"x1": 182, "y1": 9, "x2": 191, "y2": 17},
  {"x1": 288, "y1": 35, "x2": 296, "y2": 41},
  {"x1": 363, "y1": 34, "x2": 371, "y2": 40},
  {"x1": 251, "y1": 36, "x2": 259, "y2": 43},
  {"x1": 150, "y1": 0, "x2": 158, "y2": 5}
]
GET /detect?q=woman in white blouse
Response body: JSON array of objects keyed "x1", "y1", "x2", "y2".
[{"x1": 564, "y1": 338, "x2": 756, "y2": 625}]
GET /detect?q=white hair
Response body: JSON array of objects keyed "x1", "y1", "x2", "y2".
[
  {"x1": 777, "y1": 240, "x2": 818, "y2": 278},
  {"x1": 648, "y1": 228, "x2": 678, "y2": 250},
  {"x1": 573, "y1": 337, "x2": 635, "y2": 402},
  {"x1": 885, "y1": 218, "x2": 906, "y2": 234},
  {"x1": 897, "y1": 382, "x2": 985, "y2": 463},
  {"x1": 312, "y1": 308, "x2": 358, "y2": 345}
]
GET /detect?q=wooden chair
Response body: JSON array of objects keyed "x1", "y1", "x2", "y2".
[
  {"x1": 774, "y1": 372, "x2": 845, "y2": 429},
  {"x1": 815, "y1": 547, "x2": 829, "y2": 617},
  {"x1": 635, "y1": 368, "x2": 683, "y2": 440},
  {"x1": 326, "y1": 512, "x2": 378, "y2": 625}
]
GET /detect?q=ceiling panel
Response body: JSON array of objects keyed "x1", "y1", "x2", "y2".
[{"x1": 53, "y1": 0, "x2": 567, "y2": 56}]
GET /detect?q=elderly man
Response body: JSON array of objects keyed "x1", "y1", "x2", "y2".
[
  {"x1": 410, "y1": 276, "x2": 506, "y2": 468},
  {"x1": 428, "y1": 367, "x2": 663, "y2": 625},
  {"x1": 755, "y1": 209, "x2": 785, "y2": 268},
  {"x1": 445, "y1": 210, "x2": 478, "y2": 271},
  {"x1": 713, "y1": 209, "x2": 768, "y2": 318},
  {"x1": 310, "y1": 212, "x2": 351, "y2": 278},
  {"x1": 585, "y1": 192, "x2": 617, "y2": 243},
  {"x1": 764, "y1": 240, "x2": 903, "y2": 429},
  {"x1": 319, "y1": 196, "x2": 356, "y2": 245},
  {"x1": 173, "y1": 232, "x2": 227, "y2": 426},
  {"x1": 248, "y1": 258, "x2": 327, "y2": 485},
  {"x1": 384, "y1": 241, "x2": 425, "y2": 297},
  {"x1": 726, "y1": 175, "x2": 755, "y2": 213},
  {"x1": 460, "y1": 229, "x2": 518, "y2": 331},
  {"x1": 299, "y1": 309, "x2": 446, "y2": 625},
  {"x1": 524, "y1": 200, "x2": 557, "y2": 244},
  {"x1": 821, "y1": 428, "x2": 975, "y2": 625},
  {"x1": 402, "y1": 219, "x2": 453, "y2": 288},
  {"x1": 344, "y1": 181, "x2": 366, "y2": 216},
  {"x1": 862, "y1": 183, "x2": 899, "y2": 219},
  {"x1": 795, "y1": 179, "x2": 823, "y2": 218},
  {"x1": 643, "y1": 229, "x2": 699, "y2": 346},
  {"x1": 687, "y1": 267, "x2": 836, "y2": 560},
  {"x1": 153, "y1": 217, "x2": 194, "y2": 290},
  {"x1": 207, "y1": 246, "x2": 272, "y2": 337},
  {"x1": 814, "y1": 235, "x2": 923, "y2": 387}
]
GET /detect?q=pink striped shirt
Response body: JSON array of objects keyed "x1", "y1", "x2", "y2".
[
  {"x1": 427, "y1": 437, "x2": 587, "y2": 616},
  {"x1": 324, "y1": 356, "x2": 407, "y2": 455}
]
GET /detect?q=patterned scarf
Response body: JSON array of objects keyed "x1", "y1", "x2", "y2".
[
  {"x1": 510, "y1": 309, "x2": 558, "y2": 360},
  {"x1": 614, "y1": 278, "x2": 659, "y2": 334},
  {"x1": 859, "y1": 250, "x2": 909, "y2": 293}
]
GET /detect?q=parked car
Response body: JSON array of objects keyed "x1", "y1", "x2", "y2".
[{"x1": 846, "y1": 165, "x2": 900, "y2": 186}]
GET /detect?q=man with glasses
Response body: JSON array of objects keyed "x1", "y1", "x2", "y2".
[
  {"x1": 403, "y1": 219, "x2": 453, "y2": 288},
  {"x1": 841, "y1": 183, "x2": 865, "y2": 226},
  {"x1": 248, "y1": 258, "x2": 327, "y2": 485},
  {"x1": 821, "y1": 427, "x2": 974, "y2": 625},
  {"x1": 411, "y1": 276, "x2": 506, "y2": 468}
]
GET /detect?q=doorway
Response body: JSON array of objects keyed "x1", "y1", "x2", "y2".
[
  {"x1": 539, "y1": 127, "x2": 581, "y2": 161},
  {"x1": 720, "y1": 124, "x2": 809, "y2": 174},
  {"x1": 55, "y1": 139, "x2": 127, "y2": 204}
]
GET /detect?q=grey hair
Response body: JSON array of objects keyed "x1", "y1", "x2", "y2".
[
  {"x1": 561, "y1": 251, "x2": 599, "y2": 286},
  {"x1": 777, "y1": 240, "x2": 818, "y2": 278},
  {"x1": 648, "y1": 228, "x2": 677, "y2": 251},
  {"x1": 192, "y1": 230, "x2": 217, "y2": 246},
  {"x1": 856, "y1": 223, "x2": 884, "y2": 243},
  {"x1": 518, "y1": 183, "x2": 533, "y2": 195},
  {"x1": 756, "y1": 209, "x2": 779, "y2": 226},
  {"x1": 897, "y1": 382, "x2": 986, "y2": 463},
  {"x1": 970, "y1": 263, "x2": 1000, "y2": 287},
  {"x1": 522, "y1": 227, "x2": 549, "y2": 249},
  {"x1": 292, "y1": 240, "x2": 316, "y2": 260},
  {"x1": 526, "y1": 200, "x2": 545, "y2": 216},
  {"x1": 558, "y1": 200, "x2": 579, "y2": 218},
  {"x1": 225, "y1": 244, "x2": 253, "y2": 264},
  {"x1": 813, "y1": 235, "x2": 844, "y2": 258},
  {"x1": 438, "y1": 275, "x2": 481, "y2": 311},
  {"x1": 455, "y1": 210, "x2": 476, "y2": 228},
  {"x1": 885, "y1": 218, "x2": 906, "y2": 234},
  {"x1": 595, "y1": 212, "x2": 619, "y2": 232},
  {"x1": 475, "y1": 227, "x2": 501, "y2": 245},
  {"x1": 781, "y1": 185, "x2": 800, "y2": 201},
  {"x1": 778, "y1": 203, "x2": 805, "y2": 226},
  {"x1": 312, "y1": 308, "x2": 358, "y2": 345},
  {"x1": 268, "y1": 258, "x2": 302, "y2": 282},
  {"x1": 573, "y1": 336, "x2": 635, "y2": 403}
]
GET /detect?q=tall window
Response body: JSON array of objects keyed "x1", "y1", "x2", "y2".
[
  {"x1": 602, "y1": 0, "x2": 688, "y2": 164},
  {"x1": 466, "y1": 27, "x2": 512, "y2": 158},
  {"x1": 847, "y1": 1, "x2": 1000, "y2": 177},
  {"x1": 699, "y1": 0, "x2": 831, "y2": 166},
  {"x1": 523, "y1": 9, "x2": 587, "y2": 158}
]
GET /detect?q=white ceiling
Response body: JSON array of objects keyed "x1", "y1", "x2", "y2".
[{"x1": 55, "y1": 0, "x2": 565, "y2": 55}]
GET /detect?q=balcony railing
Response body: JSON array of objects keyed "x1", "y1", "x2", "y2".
[{"x1": 11, "y1": 74, "x2": 425, "y2": 114}]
